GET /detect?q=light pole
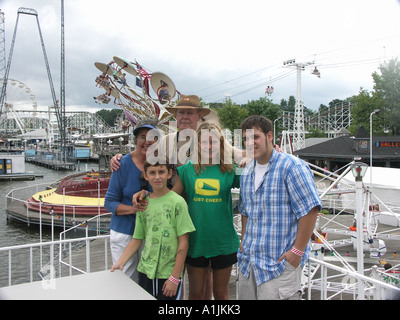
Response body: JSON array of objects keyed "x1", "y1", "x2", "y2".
[
  {"x1": 369, "y1": 109, "x2": 381, "y2": 187},
  {"x1": 273, "y1": 117, "x2": 281, "y2": 145},
  {"x1": 351, "y1": 161, "x2": 368, "y2": 300},
  {"x1": 118, "y1": 136, "x2": 124, "y2": 152}
]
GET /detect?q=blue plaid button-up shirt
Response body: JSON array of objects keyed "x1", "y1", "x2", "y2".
[{"x1": 237, "y1": 149, "x2": 321, "y2": 285}]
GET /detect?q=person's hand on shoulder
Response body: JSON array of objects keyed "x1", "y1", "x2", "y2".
[
  {"x1": 239, "y1": 157, "x2": 251, "y2": 168},
  {"x1": 110, "y1": 153, "x2": 123, "y2": 172}
]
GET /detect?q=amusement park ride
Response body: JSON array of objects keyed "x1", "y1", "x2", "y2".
[
  {"x1": 282, "y1": 58, "x2": 321, "y2": 152},
  {"x1": 307, "y1": 161, "x2": 400, "y2": 299},
  {"x1": 0, "y1": 6, "x2": 66, "y2": 155},
  {"x1": 94, "y1": 56, "x2": 178, "y2": 133},
  {"x1": 0, "y1": 8, "x2": 59, "y2": 131},
  {"x1": 0, "y1": 6, "x2": 117, "y2": 142}
]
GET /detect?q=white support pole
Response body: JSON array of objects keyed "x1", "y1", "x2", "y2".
[
  {"x1": 355, "y1": 178, "x2": 365, "y2": 300},
  {"x1": 294, "y1": 64, "x2": 305, "y2": 151}
]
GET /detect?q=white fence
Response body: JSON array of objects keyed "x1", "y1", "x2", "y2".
[
  {"x1": 1, "y1": 216, "x2": 400, "y2": 299},
  {"x1": 0, "y1": 213, "x2": 112, "y2": 288}
]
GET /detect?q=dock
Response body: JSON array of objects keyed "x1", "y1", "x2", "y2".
[
  {"x1": 0, "y1": 173, "x2": 44, "y2": 181},
  {"x1": 25, "y1": 157, "x2": 76, "y2": 170}
]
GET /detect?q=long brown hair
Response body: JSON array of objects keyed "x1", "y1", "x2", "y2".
[{"x1": 194, "y1": 122, "x2": 234, "y2": 175}]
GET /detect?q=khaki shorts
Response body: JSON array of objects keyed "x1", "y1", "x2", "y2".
[{"x1": 238, "y1": 263, "x2": 302, "y2": 300}]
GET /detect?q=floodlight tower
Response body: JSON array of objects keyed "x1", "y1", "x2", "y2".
[{"x1": 283, "y1": 59, "x2": 319, "y2": 151}]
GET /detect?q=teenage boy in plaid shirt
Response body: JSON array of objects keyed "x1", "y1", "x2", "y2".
[{"x1": 237, "y1": 115, "x2": 321, "y2": 300}]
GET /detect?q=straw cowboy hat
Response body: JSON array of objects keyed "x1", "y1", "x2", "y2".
[{"x1": 166, "y1": 94, "x2": 211, "y2": 117}]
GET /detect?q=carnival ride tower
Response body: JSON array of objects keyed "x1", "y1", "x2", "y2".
[{"x1": 283, "y1": 59, "x2": 320, "y2": 151}]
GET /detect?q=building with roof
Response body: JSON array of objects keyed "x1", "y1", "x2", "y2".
[{"x1": 294, "y1": 126, "x2": 400, "y2": 170}]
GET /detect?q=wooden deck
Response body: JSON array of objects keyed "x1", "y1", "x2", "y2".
[
  {"x1": 0, "y1": 173, "x2": 44, "y2": 181},
  {"x1": 25, "y1": 157, "x2": 76, "y2": 170}
]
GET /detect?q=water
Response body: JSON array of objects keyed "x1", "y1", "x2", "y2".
[{"x1": 0, "y1": 161, "x2": 100, "y2": 247}]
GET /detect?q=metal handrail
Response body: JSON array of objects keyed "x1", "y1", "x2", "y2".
[
  {"x1": 2, "y1": 233, "x2": 400, "y2": 299},
  {"x1": 58, "y1": 213, "x2": 112, "y2": 275},
  {"x1": 0, "y1": 234, "x2": 110, "y2": 287}
]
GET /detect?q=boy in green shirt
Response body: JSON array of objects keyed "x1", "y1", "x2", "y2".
[{"x1": 111, "y1": 161, "x2": 195, "y2": 300}]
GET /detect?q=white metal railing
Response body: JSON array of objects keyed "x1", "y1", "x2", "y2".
[
  {"x1": 3, "y1": 182, "x2": 112, "y2": 289},
  {"x1": 307, "y1": 258, "x2": 400, "y2": 300},
  {"x1": 58, "y1": 213, "x2": 112, "y2": 275},
  {"x1": 3, "y1": 182, "x2": 400, "y2": 299},
  {"x1": 2, "y1": 233, "x2": 400, "y2": 299},
  {"x1": 0, "y1": 233, "x2": 110, "y2": 288}
]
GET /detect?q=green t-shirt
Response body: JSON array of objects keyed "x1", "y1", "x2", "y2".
[
  {"x1": 133, "y1": 191, "x2": 195, "y2": 279},
  {"x1": 177, "y1": 162, "x2": 240, "y2": 258}
]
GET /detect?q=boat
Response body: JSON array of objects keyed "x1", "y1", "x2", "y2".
[{"x1": 24, "y1": 170, "x2": 110, "y2": 216}]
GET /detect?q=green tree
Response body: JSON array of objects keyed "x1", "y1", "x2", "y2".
[
  {"x1": 348, "y1": 89, "x2": 384, "y2": 135},
  {"x1": 280, "y1": 98, "x2": 288, "y2": 109},
  {"x1": 245, "y1": 97, "x2": 281, "y2": 120},
  {"x1": 287, "y1": 95, "x2": 296, "y2": 112},
  {"x1": 318, "y1": 104, "x2": 328, "y2": 114},
  {"x1": 95, "y1": 108, "x2": 123, "y2": 127},
  {"x1": 305, "y1": 127, "x2": 326, "y2": 138},
  {"x1": 372, "y1": 58, "x2": 400, "y2": 134},
  {"x1": 217, "y1": 98, "x2": 248, "y2": 132},
  {"x1": 328, "y1": 99, "x2": 345, "y2": 107}
]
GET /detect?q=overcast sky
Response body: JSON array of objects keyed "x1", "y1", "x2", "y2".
[{"x1": 2, "y1": 0, "x2": 400, "y2": 114}]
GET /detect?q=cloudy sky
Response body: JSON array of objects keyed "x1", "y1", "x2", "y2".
[{"x1": 2, "y1": 0, "x2": 400, "y2": 114}]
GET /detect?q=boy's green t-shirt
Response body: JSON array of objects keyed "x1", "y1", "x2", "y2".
[
  {"x1": 133, "y1": 191, "x2": 195, "y2": 280},
  {"x1": 176, "y1": 162, "x2": 240, "y2": 258}
]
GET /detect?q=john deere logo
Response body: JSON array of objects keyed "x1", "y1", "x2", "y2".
[{"x1": 195, "y1": 179, "x2": 220, "y2": 196}]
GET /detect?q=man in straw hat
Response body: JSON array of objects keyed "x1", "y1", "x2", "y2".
[{"x1": 166, "y1": 94, "x2": 211, "y2": 124}]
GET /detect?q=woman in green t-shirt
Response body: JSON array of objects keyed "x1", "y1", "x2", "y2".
[{"x1": 174, "y1": 122, "x2": 240, "y2": 300}]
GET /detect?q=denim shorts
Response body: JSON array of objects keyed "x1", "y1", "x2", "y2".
[{"x1": 185, "y1": 252, "x2": 237, "y2": 270}]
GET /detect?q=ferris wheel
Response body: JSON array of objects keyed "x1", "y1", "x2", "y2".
[{"x1": 0, "y1": 78, "x2": 38, "y2": 133}]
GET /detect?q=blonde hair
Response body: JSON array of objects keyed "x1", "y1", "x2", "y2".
[{"x1": 194, "y1": 122, "x2": 234, "y2": 175}]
